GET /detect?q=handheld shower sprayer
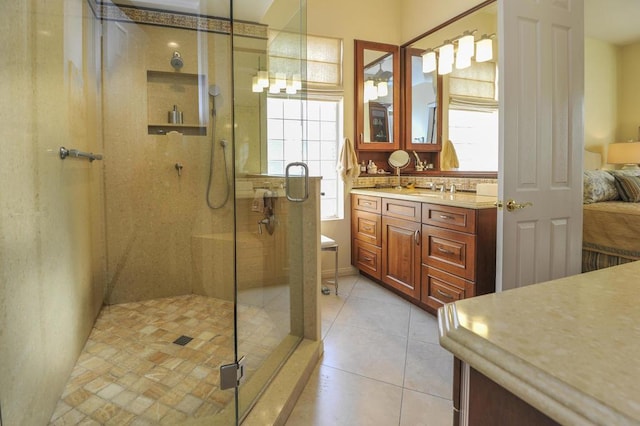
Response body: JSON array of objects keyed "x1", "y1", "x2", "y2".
[
  {"x1": 206, "y1": 84, "x2": 229, "y2": 209},
  {"x1": 208, "y1": 85, "x2": 220, "y2": 117}
]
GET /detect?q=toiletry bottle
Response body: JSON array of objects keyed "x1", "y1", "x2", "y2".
[
  {"x1": 360, "y1": 161, "x2": 366, "y2": 173},
  {"x1": 367, "y1": 160, "x2": 377, "y2": 174}
]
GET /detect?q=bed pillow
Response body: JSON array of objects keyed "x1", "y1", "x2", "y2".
[
  {"x1": 612, "y1": 174, "x2": 640, "y2": 202},
  {"x1": 583, "y1": 170, "x2": 619, "y2": 204}
]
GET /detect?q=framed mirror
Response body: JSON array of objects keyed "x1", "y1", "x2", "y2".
[
  {"x1": 355, "y1": 40, "x2": 400, "y2": 151},
  {"x1": 404, "y1": 47, "x2": 442, "y2": 151},
  {"x1": 402, "y1": 0, "x2": 498, "y2": 176}
]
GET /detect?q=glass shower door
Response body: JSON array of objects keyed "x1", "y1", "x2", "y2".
[{"x1": 231, "y1": 0, "x2": 308, "y2": 420}]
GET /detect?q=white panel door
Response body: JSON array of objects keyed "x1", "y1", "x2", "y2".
[{"x1": 497, "y1": 0, "x2": 584, "y2": 291}]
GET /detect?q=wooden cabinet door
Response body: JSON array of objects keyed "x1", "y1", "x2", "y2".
[{"x1": 382, "y1": 216, "x2": 421, "y2": 299}]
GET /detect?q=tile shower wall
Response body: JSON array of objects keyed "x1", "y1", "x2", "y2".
[
  {"x1": 0, "y1": 1, "x2": 105, "y2": 425},
  {"x1": 101, "y1": 20, "x2": 257, "y2": 304}
]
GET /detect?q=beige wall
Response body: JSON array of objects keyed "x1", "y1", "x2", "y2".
[
  {"x1": 584, "y1": 38, "x2": 619, "y2": 162},
  {"x1": 0, "y1": 1, "x2": 105, "y2": 424},
  {"x1": 102, "y1": 22, "x2": 238, "y2": 303},
  {"x1": 618, "y1": 42, "x2": 640, "y2": 142},
  {"x1": 584, "y1": 38, "x2": 640, "y2": 168},
  {"x1": 309, "y1": 0, "x2": 486, "y2": 277}
]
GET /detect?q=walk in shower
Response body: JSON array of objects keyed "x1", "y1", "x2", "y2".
[{"x1": 0, "y1": 0, "x2": 319, "y2": 425}]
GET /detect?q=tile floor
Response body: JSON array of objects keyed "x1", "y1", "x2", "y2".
[
  {"x1": 48, "y1": 289, "x2": 292, "y2": 425},
  {"x1": 286, "y1": 274, "x2": 454, "y2": 426}
]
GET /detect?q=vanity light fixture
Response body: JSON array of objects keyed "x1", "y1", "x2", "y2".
[
  {"x1": 438, "y1": 41, "x2": 454, "y2": 75},
  {"x1": 421, "y1": 30, "x2": 494, "y2": 76},
  {"x1": 252, "y1": 70, "x2": 301, "y2": 95},
  {"x1": 364, "y1": 79, "x2": 378, "y2": 101},
  {"x1": 292, "y1": 73, "x2": 302, "y2": 90},
  {"x1": 476, "y1": 35, "x2": 494, "y2": 62},
  {"x1": 252, "y1": 76, "x2": 262, "y2": 93},
  {"x1": 455, "y1": 50, "x2": 472, "y2": 69},
  {"x1": 269, "y1": 79, "x2": 281, "y2": 93},
  {"x1": 458, "y1": 31, "x2": 475, "y2": 58},
  {"x1": 257, "y1": 70, "x2": 269, "y2": 88},
  {"x1": 377, "y1": 80, "x2": 388, "y2": 97},
  {"x1": 422, "y1": 49, "x2": 437, "y2": 73},
  {"x1": 275, "y1": 72, "x2": 287, "y2": 89}
]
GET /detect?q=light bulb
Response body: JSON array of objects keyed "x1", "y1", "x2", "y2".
[
  {"x1": 455, "y1": 51, "x2": 471, "y2": 69},
  {"x1": 439, "y1": 42, "x2": 454, "y2": 65},
  {"x1": 252, "y1": 76, "x2": 262, "y2": 93},
  {"x1": 292, "y1": 73, "x2": 302, "y2": 90},
  {"x1": 377, "y1": 81, "x2": 388, "y2": 97},
  {"x1": 422, "y1": 50, "x2": 436, "y2": 74},
  {"x1": 364, "y1": 80, "x2": 377, "y2": 101},
  {"x1": 458, "y1": 32, "x2": 475, "y2": 58},
  {"x1": 476, "y1": 36, "x2": 493, "y2": 62},
  {"x1": 275, "y1": 72, "x2": 287, "y2": 89},
  {"x1": 269, "y1": 80, "x2": 281, "y2": 93},
  {"x1": 257, "y1": 70, "x2": 269, "y2": 88}
]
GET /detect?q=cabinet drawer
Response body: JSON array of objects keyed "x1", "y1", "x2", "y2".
[
  {"x1": 422, "y1": 203, "x2": 476, "y2": 233},
  {"x1": 382, "y1": 198, "x2": 421, "y2": 221},
  {"x1": 352, "y1": 209, "x2": 381, "y2": 246},
  {"x1": 352, "y1": 194, "x2": 382, "y2": 213},
  {"x1": 421, "y1": 266, "x2": 474, "y2": 311},
  {"x1": 422, "y1": 225, "x2": 476, "y2": 281},
  {"x1": 353, "y1": 239, "x2": 382, "y2": 280}
]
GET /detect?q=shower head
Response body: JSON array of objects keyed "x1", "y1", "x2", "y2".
[
  {"x1": 170, "y1": 51, "x2": 183, "y2": 69},
  {"x1": 208, "y1": 85, "x2": 221, "y2": 97}
]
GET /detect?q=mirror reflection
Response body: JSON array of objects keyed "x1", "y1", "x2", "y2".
[
  {"x1": 406, "y1": 2, "x2": 498, "y2": 172},
  {"x1": 363, "y1": 50, "x2": 394, "y2": 142}
]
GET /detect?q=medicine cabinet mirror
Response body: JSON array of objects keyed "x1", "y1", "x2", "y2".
[
  {"x1": 355, "y1": 40, "x2": 400, "y2": 151},
  {"x1": 402, "y1": 0, "x2": 498, "y2": 174}
]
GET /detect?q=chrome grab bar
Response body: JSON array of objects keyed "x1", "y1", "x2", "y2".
[{"x1": 59, "y1": 146, "x2": 103, "y2": 162}]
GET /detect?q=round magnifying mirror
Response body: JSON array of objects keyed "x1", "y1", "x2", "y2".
[
  {"x1": 388, "y1": 150, "x2": 410, "y2": 168},
  {"x1": 388, "y1": 150, "x2": 410, "y2": 189}
]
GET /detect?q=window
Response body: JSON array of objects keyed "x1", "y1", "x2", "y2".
[
  {"x1": 267, "y1": 97, "x2": 344, "y2": 220},
  {"x1": 266, "y1": 32, "x2": 344, "y2": 220}
]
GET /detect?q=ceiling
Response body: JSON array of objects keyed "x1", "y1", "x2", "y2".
[{"x1": 585, "y1": 0, "x2": 640, "y2": 46}]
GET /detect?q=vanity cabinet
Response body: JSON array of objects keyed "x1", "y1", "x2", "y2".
[
  {"x1": 421, "y1": 204, "x2": 496, "y2": 313},
  {"x1": 381, "y1": 199, "x2": 421, "y2": 299},
  {"x1": 352, "y1": 194, "x2": 382, "y2": 279},
  {"x1": 351, "y1": 193, "x2": 496, "y2": 315}
]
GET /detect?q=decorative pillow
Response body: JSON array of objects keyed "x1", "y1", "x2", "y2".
[
  {"x1": 583, "y1": 170, "x2": 619, "y2": 204},
  {"x1": 612, "y1": 174, "x2": 640, "y2": 202}
]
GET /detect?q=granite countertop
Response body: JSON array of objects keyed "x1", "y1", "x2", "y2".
[
  {"x1": 351, "y1": 187, "x2": 497, "y2": 209},
  {"x1": 438, "y1": 261, "x2": 640, "y2": 425}
]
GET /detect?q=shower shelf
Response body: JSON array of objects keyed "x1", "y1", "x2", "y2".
[
  {"x1": 148, "y1": 124, "x2": 207, "y2": 136},
  {"x1": 147, "y1": 70, "x2": 207, "y2": 136}
]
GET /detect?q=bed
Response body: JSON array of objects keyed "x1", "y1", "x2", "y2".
[{"x1": 582, "y1": 151, "x2": 640, "y2": 272}]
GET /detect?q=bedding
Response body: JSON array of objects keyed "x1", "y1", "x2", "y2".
[{"x1": 582, "y1": 201, "x2": 640, "y2": 272}]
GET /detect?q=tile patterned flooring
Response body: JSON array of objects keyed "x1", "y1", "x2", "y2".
[
  {"x1": 48, "y1": 276, "x2": 452, "y2": 425},
  {"x1": 286, "y1": 274, "x2": 454, "y2": 426},
  {"x1": 48, "y1": 289, "x2": 291, "y2": 425}
]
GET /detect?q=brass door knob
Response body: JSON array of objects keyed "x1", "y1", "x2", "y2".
[{"x1": 505, "y1": 199, "x2": 533, "y2": 212}]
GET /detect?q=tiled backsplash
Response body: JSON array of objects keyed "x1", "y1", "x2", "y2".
[{"x1": 352, "y1": 175, "x2": 497, "y2": 192}]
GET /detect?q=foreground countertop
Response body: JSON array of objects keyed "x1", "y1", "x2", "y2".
[
  {"x1": 351, "y1": 187, "x2": 497, "y2": 209},
  {"x1": 438, "y1": 261, "x2": 640, "y2": 425}
]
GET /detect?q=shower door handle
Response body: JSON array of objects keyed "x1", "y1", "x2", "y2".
[{"x1": 285, "y1": 162, "x2": 309, "y2": 202}]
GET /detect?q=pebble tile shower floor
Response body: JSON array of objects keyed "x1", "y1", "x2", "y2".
[{"x1": 48, "y1": 293, "x2": 283, "y2": 425}]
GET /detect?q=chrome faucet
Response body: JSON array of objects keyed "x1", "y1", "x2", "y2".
[{"x1": 450, "y1": 184, "x2": 457, "y2": 194}]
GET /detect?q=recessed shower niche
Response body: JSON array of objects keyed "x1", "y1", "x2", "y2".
[{"x1": 146, "y1": 70, "x2": 207, "y2": 135}]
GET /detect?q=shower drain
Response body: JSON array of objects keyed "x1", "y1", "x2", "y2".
[{"x1": 173, "y1": 335, "x2": 194, "y2": 346}]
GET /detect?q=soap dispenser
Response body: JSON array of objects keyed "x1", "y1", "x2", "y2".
[
  {"x1": 168, "y1": 105, "x2": 184, "y2": 124},
  {"x1": 367, "y1": 160, "x2": 377, "y2": 174}
]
